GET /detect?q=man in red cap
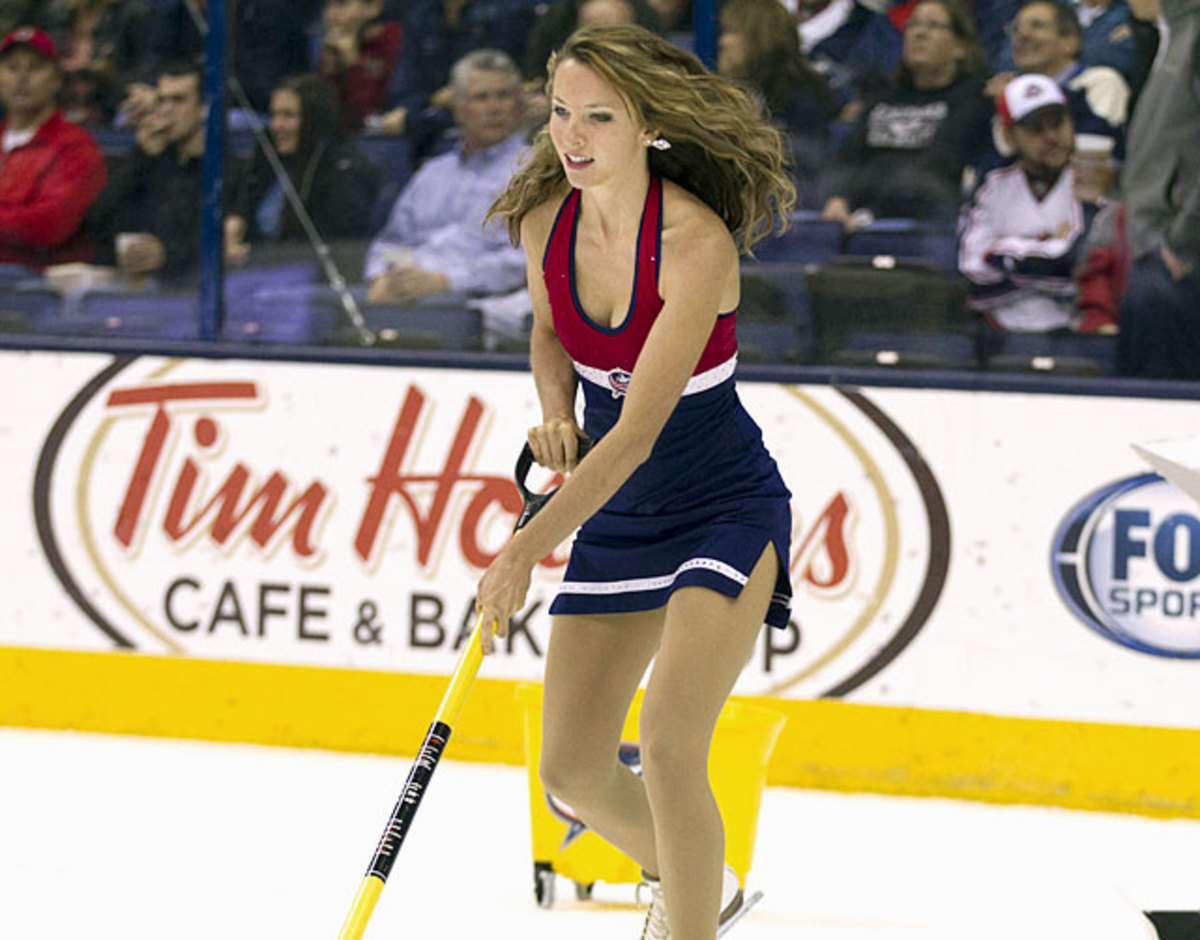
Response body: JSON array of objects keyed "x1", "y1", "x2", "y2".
[{"x1": 0, "y1": 26, "x2": 106, "y2": 268}]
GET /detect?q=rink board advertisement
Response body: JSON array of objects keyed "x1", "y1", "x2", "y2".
[
  {"x1": 3, "y1": 350, "x2": 1200, "y2": 812},
  {"x1": 2, "y1": 352, "x2": 946, "y2": 698}
]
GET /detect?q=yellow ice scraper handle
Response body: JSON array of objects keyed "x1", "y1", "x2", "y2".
[{"x1": 337, "y1": 438, "x2": 591, "y2": 939}]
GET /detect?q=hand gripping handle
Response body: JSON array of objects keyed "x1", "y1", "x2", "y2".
[{"x1": 514, "y1": 436, "x2": 594, "y2": 530}]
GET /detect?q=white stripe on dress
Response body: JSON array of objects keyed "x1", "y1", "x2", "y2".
[
  {"x1": 573, "y1": 354, "x2": 737, "y2": 398},
  {"x1": 558, "y1": 556, "x2": 749, "y2": 597}
]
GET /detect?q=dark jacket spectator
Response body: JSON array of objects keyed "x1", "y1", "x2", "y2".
[
  {"x1": 87, "y1": 64, "x2": 205, "y2": 282},
  {"x1": 226, "y1": 73, "x2": 381, "y2": 259},
  {"x1": 316, "y1": 0, "x2": 403, "y2": 132},
  {"x1": 821, "y1": 0, "x2": 991, "y2": 225},
  {"x1": 0, "y1": 27, "x2": 105, "y2": 268}
]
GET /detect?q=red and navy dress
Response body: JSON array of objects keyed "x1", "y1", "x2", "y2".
[{"x1": 544, "y1": 176, "x2": 792, "y2": 629}]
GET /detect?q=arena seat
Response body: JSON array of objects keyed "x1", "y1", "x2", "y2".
[
  {"x1": 0, "y1": 264, "x2": 39, "y2": 286},
  {"x1": 349, "y1": 302, "x2": 485, "y2": 351},
  {"x1": 982, "y1": 330, "x2": 1117, "y2": 376},
  {"x1": 737, "y1": 319, "x2": 807, "y2": 364},
  {"x1": 752, "y1": 213, "x2": 843, "y2": 265},
  {"x1": 45, "y1": 291, "x2": 202, "y2": 340},
  {"x1": 806, "y1": 256, "x2": 975, "y2": 369},
  {"x1": 222, "y1": 283, "x2": 341, "y2": 345},
  {"x1": 0, "y1": 287, "x2": 61, "y2": 326},
  {"x1": 224, "y1": 261, "x2": 322, "y2": 314},
  {"x1": 843, "y1": 219, "x2": 959, "y2": 273},
  {"x1": 738, "y1": 261, "x2": 814, "y2": 363}
]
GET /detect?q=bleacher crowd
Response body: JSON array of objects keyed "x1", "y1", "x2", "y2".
[{"x1": 0, "y1": 0, "x2": 1195, "y2": 377}]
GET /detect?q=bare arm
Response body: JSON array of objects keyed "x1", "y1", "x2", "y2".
[
  {"x1": 476, "y1": 196, "x2": 736, "y2": 649},
  {"x1": 525, "y1": 218, "x2": 582, "y2": 469}
]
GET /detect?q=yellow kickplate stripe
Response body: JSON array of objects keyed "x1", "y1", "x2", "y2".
[
  {"x1": 0, "y1": 645, "x2": 521, "y2": 762},
  {"x1": 2, "y1": 645, "x2": 1197, "y2": 820},
  {"x1": 759, "y1": 697, "x2": 1200, "y2": 819}
]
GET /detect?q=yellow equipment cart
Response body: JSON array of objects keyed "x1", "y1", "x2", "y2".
[{"x1": 516, "y1": 683, "x2": 786, "y2": 907}]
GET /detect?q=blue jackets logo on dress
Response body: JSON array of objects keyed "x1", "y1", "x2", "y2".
[{"x1": 606, "y1": 368, "x2": 631, "y2": 398}]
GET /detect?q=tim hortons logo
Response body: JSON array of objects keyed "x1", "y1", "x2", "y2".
[{"x1": 102, "y1": 380, "x2": 547, "y2": 571}]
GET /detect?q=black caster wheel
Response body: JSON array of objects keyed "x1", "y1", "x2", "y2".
[{"x1": 533, "y1": 861, "x2": 556, "y2": 909}]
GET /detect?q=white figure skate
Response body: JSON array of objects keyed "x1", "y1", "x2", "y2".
[{"x1": 639, "y1": 865, "x2": 763, "y2": 939}]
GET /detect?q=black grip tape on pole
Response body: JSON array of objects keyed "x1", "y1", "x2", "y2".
[{"x1": 366, "y1": 720, "x2": 452, "y2": 882}]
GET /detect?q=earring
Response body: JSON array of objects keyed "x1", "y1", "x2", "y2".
[{"x1": 647, "y1": 137, "x2": 671, "y2": 151}]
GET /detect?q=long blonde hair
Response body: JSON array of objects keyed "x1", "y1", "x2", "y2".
[{"x1": 488, "y1": 24, "x2": 796, "y2": 254}]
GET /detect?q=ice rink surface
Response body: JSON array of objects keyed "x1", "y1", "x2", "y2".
[{"x1": 2, "y1": 727, "x2": 1195, "y2": 939}]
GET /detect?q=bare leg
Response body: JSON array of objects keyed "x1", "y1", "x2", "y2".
[
  {"x1": 539, "y1": 606, "x2": 665, "y2": 873},
  {"x1": 640, "y1": 547, "x2": 778, "y2": 940}
]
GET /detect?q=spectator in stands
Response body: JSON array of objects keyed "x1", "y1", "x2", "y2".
[
  {"x1": 43, "y1": 0, "x2": 150, "y2": 120},
  {"x1": 225, "y1": 74, "x2": 381, "y2": 264},
  {"x1": 524, "y1": 0, "x2": 659, "y2": 81},
  {"x1": 820, "y1": 0, "x2": 991, "y2": 228},
  {"x1": 1114, "y1": 0, "x2": 1200, "y2": 380},
  {"x1": 364, "y1": 49, "x2": 526, "y2": 306},
  {"x1": 786, "y1": 0, "x2": 903, "y2": 112},
  {"x1": 316, "y1": 0, "x2": 402, "y2": 133},
  {"x1": 987, "y1": 0, "x2": 1129, "y2": 157},
  {"x1": 717, "y1": 0, "x2": 834, "y2": 207},
  {"x1": 959, "y1": 74, "x2": 1110, "y2": 334},
  {"x1": 0, "y1": 27, "x2": 106, "y2": 268},
  {"x1": 88, "y1": 62, "x2": 205, "y2": 283},
  {"x1": 648, "y1": 0, "x2": 690, "y2": 34},
  {"x1": 387, "y1": 0, "x2": 533, "y2": 158},
  {"x1": 579, "y1": 0, "x2": 637, "y2": 27}
]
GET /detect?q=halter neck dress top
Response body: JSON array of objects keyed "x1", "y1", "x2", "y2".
[{"x1": 542, "y1": 175, "x2": 793, "y2": 629}]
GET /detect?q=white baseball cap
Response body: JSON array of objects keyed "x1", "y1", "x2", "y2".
[{"x1": 998, "y1": 73, "x2": 1068, "y2": 128}]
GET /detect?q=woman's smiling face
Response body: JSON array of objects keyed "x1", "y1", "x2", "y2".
[{"x1": 548, "y1": 58, "x2": 649, "y2": 187}]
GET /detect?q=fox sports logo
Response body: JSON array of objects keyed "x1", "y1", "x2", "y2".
[{"x1": 1052, "y1": 473, "x2": 1200, "y2": 658}]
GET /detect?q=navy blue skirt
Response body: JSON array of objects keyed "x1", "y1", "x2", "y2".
[{"x1": 548, "y1": 377, "x2": 793, "y2": 629}]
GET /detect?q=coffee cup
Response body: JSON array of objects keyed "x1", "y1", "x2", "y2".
[{"x1": 1074, "y1": 133, "x2": 1116, "y2": 202}]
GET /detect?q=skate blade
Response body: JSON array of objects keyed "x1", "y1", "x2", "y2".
[{"x1": 716, "y1": 889, "x2": 763, "y2": 937}]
